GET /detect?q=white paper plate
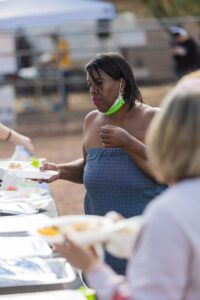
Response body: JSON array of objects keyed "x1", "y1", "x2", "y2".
[
  {"x1": 33, "y1": 214, "x2": 144, "y2": 257},
  {"x1": 0, "y1": 202, "x2": 38, "y2": 215},
  {"x1": 33, "y1": 214, "x2": 115, "y2": 245},
  {"x1": 0, "y1": 236, "x2": 52, "y2": 259},
  {"x1": 0, "y1": 161, "x2": 58, "y2": 180},
  {"x1": 105, "y1": 216, "x2": 144, "y2": 259},
  {"x1": 0, "y1": 192, "x2": 53, "y2": 209},
  {"x1": 30, "y1": 197, "x2": 52, "y2": 209},
  {"x1": 12, "y1": 169, "x2": 58, "y2": 180},
  {"x1": 0, "y1": 214, "x2": 50, "y2": 234},
  {"x1": 0, "y1": 161, "x2": 29, "y2": 169},
  {"x1": 0, "y1": 188, "x2": 48, "y2": 198}
]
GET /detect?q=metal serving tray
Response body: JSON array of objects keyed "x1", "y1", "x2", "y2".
[{"x1": 0, "y1": 258, "x2": 77, "y2": 295}]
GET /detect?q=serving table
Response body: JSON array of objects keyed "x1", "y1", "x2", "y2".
[
  {"x1": 0, "y1": 181, "x2": 85, "y2": 296},
  {"x1": 0, "y1": 290, "x2": 86, "y2": 300}
]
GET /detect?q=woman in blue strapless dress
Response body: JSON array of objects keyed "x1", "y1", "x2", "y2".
[
  {"x1": 84, "y1": 147, "x2": 166, "y2": 274},
  {"x1": 40, "y1": 52, "x2": 167, "y2": 275}
]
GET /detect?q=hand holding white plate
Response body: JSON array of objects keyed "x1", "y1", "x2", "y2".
[
  {"x1": 34, "y1": 215, "x2": 114, "y2": 245},
  {"x1": 0, "y1": 161, "x2": 59, "y2": 180},
  {"x1": 33, "y1": 214, "x2": 144, "y2": 259}
]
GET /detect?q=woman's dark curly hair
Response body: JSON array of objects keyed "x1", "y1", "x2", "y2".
[{"x1": 85, "y1": 52, "x2": 143, "y2": 110}]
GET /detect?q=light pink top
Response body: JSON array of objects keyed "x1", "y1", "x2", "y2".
[{"x1": 86, "y1": 178, "x2": 200, "y2": 300}]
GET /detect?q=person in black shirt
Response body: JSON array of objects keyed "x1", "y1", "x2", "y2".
[
  {"x1": 15, "y1": 28, "x2": 33, "y2": 70},
  {"x1": 170, "y1": 26, "x2": 199, "y2": 79}
]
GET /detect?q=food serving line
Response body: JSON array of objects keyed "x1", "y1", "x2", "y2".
[
  {"x1": 0, "y1": 154, "x2": 142, "y2": 300},
  {"x1": 0, "y1": 158, "x2": 87, "y2": 300}
]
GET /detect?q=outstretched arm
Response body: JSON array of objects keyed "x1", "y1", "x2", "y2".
[
  {"x1": 40, "y1": 145, "x2": 87, "y2": 184},
  {"x1": 0, "y1": 123, "x2": 34, "y2": 154}
]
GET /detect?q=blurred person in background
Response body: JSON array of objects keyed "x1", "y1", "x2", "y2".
[
  {"x1": 170, "y1": 26, "x2": 200, "y2": 79},
  {"x1": 15, "y1": 28, "x2": 34, "y2": 70},
  {"x1": 40, "y1": 52, "x2": 167, "y2": 275},
  {"x1": 55, "y1": 82, "x2": 200, "y2": 300},
  {"x1": 0, "y1": 123, "x2": 34, "y2": 154},
  {"x1": 47, "y1": 33, "x2": 72, "y2": 111}
]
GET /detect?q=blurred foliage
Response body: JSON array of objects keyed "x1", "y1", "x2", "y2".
[{"x1": 142, "y1": 0, "x2": 200, "y2": 18}]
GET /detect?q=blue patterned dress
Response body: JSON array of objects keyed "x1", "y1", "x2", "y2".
[{"x1": 83, "y1": 147, "x2": 167, "y2": 275}]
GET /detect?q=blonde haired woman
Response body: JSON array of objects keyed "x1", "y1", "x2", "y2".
[{"x1": 55, "y1": 85, "x2": 200, "y2": 300}]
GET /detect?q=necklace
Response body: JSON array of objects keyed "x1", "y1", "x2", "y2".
[{"x1": 104, "y1": 97, "x2": 125, "y2": 116}]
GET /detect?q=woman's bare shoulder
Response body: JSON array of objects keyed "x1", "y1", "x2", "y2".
[
  {"x1": 83, "y1": 110, "x2": 102, "y2": 130},
  {"x1": 138, "y1": 103, "x2": 161, "y2": 120},
  {"x1": 84, "y1": 110, "x2": 100, "y2": 123}
]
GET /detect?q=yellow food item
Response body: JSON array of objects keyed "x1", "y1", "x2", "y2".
[
  {"x1": 38, "y1": 226, "x2": 60, "y2": 236},
  {"x1": 71, "y1": 220, "x2": 102, "y2": 232},
  {"x1": 72, "y1": 222, "x2": 89, "y2": 231},
  {"x1": 8, "y1": 162, "x2": 22, "y2": 169}
]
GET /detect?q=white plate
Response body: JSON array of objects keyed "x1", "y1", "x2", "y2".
[
  {"x1": 30, "y1": 197, "x2": 52, "y2": 209},
  {"x1": 0, "y1": 161, "x2": 29, "y2": 168},
  {"x1": 34, "y1": 215, "x2": 114, "y2": 245},
  {"x1": 0, "y1": 188, "x2": 48, "y2": 198},
  {"x1": 0, "y1": 202, "x2": 38, "y2": 215},
  {"x1": 0, "y1": 192, "x2": 53, "y2": 209},
  {"x1": 33, "y1": 214, "x2": 144, "y2": 258},
  {"x1": 0, "y1": 161, "x2": 58, "y2": 180},
  {"x1": 0, "y1": 236, "x2": 52, "y2": 259},
  {"x1": 105, "y1": 216, "x2": 144, "y2": 259},
  {"x1": 0, "y1": 214, "x2": 50, "y2": 234}
]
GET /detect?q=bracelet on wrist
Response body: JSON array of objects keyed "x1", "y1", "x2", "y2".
[{"x1": 4, "y1": 129, "x2": 12, "y2": 141}]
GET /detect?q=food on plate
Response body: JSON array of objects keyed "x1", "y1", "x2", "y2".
[
  {"x1": 0, "y1": 160, "x2": 58, "y2": 180},
  {"x1": 66, "y1": 220, "x2": 103, "y2": 232},
  {"x1": 8, "y1": 162, "x2": 23, "y2": 169},
  {"x1": 38, "y1": 220, "x2": 104, "y2": 236},
  {"x1": 35, "y1": 215, "x2": 114, "y2": 245},
  {"x1": 38, "y1": 226, "x2": 60, "y2": 236},
  {"x1": 6, "y1": 186, "x2": 17, "y2": 191}
]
